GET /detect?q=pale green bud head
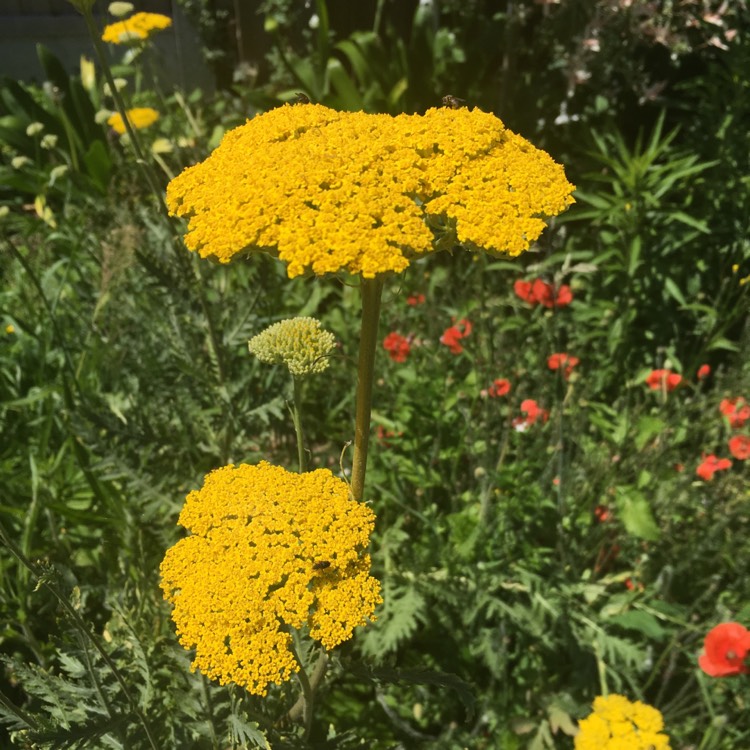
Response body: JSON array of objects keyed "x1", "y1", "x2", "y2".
[
  {"x1": 108, "y1": 1, "x2": 134, "y2": 17},
  {"x1": 40, "y1": 134, "x2": 58, "y2": 150},
  {"x1": 248, "y1": 317, "x2": 336, "y2": 377}
]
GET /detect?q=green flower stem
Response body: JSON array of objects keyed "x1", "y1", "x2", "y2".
[
  {"x1": 81, "y1": 7, "x2": 165, "y2": 208},
  {"x1": 292, "y1": 377, "x2": 307, "y2": 473},
  {"x1": 82, "y1": 9, "x2": 230, "y2": 404},
  {"x1": 350, "y1": 276, "x2": 384, "y2": 502},
  {"x1": 287, "y1": 646, "x2": 328, "y2": 737}
]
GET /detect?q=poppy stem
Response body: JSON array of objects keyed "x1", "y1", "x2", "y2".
[{"x1": 350, "y1": 276, "x2": 384, "y2": 502}]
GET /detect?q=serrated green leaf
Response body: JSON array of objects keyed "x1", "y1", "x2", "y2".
[
  {"x1": 607, "y1": 610, "x2": 667, "y2": 640},
  {"x1": 616, "y1": 487, "x2": 660, "y2": 541}
]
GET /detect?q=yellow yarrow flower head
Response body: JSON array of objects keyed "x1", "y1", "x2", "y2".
[
  {"x1": 248, "y1": 317, "x2": 336, "y2": 377},
  {"x1": 101, "y1": 12, "x2": 172, "y2": 43},
  {"x1": 166, "y1": 103, "x2": 575, "y2": 279},
  {"x1": 575, "y1": 694, "x2": 671, "y2": 750},
  {"x1": 107, "y1": 108, "x2": 159, "y2": 135},
  {"x1": 159, "y1": 461, "x2": 381, "y2": 696}
]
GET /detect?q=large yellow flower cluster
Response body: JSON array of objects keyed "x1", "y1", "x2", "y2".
[
  {"x1": 159, "y1": 461, "x2": 381, "y2": 696},
  {"x1": 102, "y1": 12, "x2": 172, "y2": 43},
  {"x1": 575, "y1": 694, "x2": 671, "y2": 750},
  {"x1": 107, "y1": 108, "x2": 160, "y2": 135},
  {"x1": 166, "y1": 103, "x2": 575, "y2": 278}
]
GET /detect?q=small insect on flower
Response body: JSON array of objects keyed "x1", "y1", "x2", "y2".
[
  {"x1": 442, "y1": 94, "x2": 466, "y2": 109},
  {"x1": 293, "y1": 92, "x2": 310, "y2": 104},
  {"x1": 312, "y1": 560, "x2": 331, "y2": 570}
]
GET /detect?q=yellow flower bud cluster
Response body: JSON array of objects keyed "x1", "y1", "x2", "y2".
[
  {"x1": 159, "y1": 461, "x2": 381, "y2": 696},
  {"x1": 166, "y1": 103, "x2": 575, "y2": 278},
  {"x1": 575, "y1": 694, "x2": 671, "y2": 750},
  {"x1": 101, "y1": 12, "x2": 172, "y2": 43},
  {"x1": 107, "y1": 108, "x2": 159, "y2": 135},
  {"x1": 248, "y1": 317, "x2": 336, "y2": 377}
]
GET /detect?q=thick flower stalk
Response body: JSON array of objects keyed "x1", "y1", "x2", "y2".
[
  {"x1": 101, "y1": 12, "x2": 172, "y2": 43},
  {"x1": 166, "y1": 103, "x2": 575, "y2": 278},
  {"x1": 248, "y1": 317, "x2": 336, "y2": 377},
  {"x1": 159, "y1": 462, "x2": 381, "y2": 696},
  {"x1": 575, "y1": 694, "x2": 671, "y2": 750}
]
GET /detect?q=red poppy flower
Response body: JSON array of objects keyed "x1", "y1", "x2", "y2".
[
  {"x1": 697, "y1": 364, "x2": 711, "y2": 380},
  {"x1": 699, "y1": 622, "x2": 750, "y2": 677},
  {"x1": 406, "y1": 293, "x2": 425, "y2": 306},
  {"x1": 554, "y1": 284, "x2": 573, "y2": 307},
  {"x1": 513, "y1": 399, "x2": 549, "y2": 431},
  {"x1": 720, "y1": 397, "x2": 750, "y2": 428},
  {"x1": 695, "y1": 454, "x2": 732, "y2": 481},
  {"x1": 645, "y1": 369, "x2": 682, "y2": 392},
  {"x1": 487, "y1": 378, "x2": 511, "y2": 397},
  {"x1": 594, "y1": 505, "x2": 611, "y2": 522},
  {"x1": 376, "y1": 424, "x2": 401, "y2": 447},
  {"x1": 440, "y1": 318, "x2": 472, "y2": 355},
  {"x1": 513, "y1": 279, "x2": 534, "y2": 303},
  {"x1": 514, "y1": 278, "x2": 572, "y2": 308},
  {"x1": 547, "y1": 352, "x2": 580, "y2": 379},
  {"x1": 383, "y1": 332, "x2": 411, "y2": 363},
  {"x1": 728, "y1": 435, "x2": 750, "y2": 460}
]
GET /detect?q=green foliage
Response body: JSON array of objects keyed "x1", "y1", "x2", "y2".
[
  {"x1": 2, "y1": 4, "x2": 750, "y2": 749},
  {"x1": 0, "y1": 46, "x2": 112, "y2": 215}
]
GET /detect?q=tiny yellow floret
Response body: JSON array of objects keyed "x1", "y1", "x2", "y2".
[
  {"x1": 101, "y1": 12, "x2": 172, "y2": 43},
  {"x1": 575, "y1": 694, "x2": 671, "y2": 750},
  {"x1": 160, "y1": 461, "x2": 381, "y2": 695},
  {"x1": 248, "y1": 317, "x2": 336, "y2": 377},
  {"x1": 107, "y1": 108, "x2": 159, "y2": 135},
  {"x1": 166, "y1": 103, "x2": 575, "y2": 278}
]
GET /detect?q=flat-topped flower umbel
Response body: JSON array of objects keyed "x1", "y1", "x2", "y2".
[
  {"x1": 159, "y1": 462, "x2": 381, "y2": 696},
  {"x1": 166, "y1": 103, "x2": 575, "y2": 278}
]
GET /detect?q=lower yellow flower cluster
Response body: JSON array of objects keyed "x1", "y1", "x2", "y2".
[
  {"x1": 166, "y1": 103, "x2": 575, "y2": 278},
  {"x1": 575, "y1": 694, "x2": 671, "y2": 750},
  {"x1": 160, "y1": 462, "x2": 381, "y2": 696}
]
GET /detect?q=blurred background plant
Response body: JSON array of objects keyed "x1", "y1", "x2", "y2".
[{"x1": 1, "y1": 0, "x2": 749, "y2": 747}]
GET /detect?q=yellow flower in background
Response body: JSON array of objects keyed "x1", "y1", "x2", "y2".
[
  {"x1": 101, "y1": 12, "x2": 171, "y2": 43},
  {"x1": 166, "y1": 103, "x2": 575, "y2": 278},
  {"x1": 248, "y1": 317, "x2": 336, "y2": 377},
  {"x1": 159, "y1": 461, "x2": 381, "y2": 696},
  {"x1": 575, "y1": 694, "x2": 671, "y2": 750},
  {"x1": 107, "y1": 108, "x2": 159, "y2": 135}
]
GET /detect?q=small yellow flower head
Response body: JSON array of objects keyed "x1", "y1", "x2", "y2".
[
  {"x1": 159, "y1": 461, "x2": 381, "y2": 695},
  {"x1": 166, "y1": 103, "x2": 575, "y2": 278},
  {"x1": 107, "y1": 108, "x2": 159, "y2": 135},
  {"x1": 101, "y1": 12, "x2": 172, "y2": 43},
  {"x1": 575, "y1": 694, "x2": 671, "y2": 750},
  {"x1": 5, "y1": 324, "x2": 15, "y2": 335},
  {"x1": 248, "y1": 317, "x2": 336, "y2": 377}
]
